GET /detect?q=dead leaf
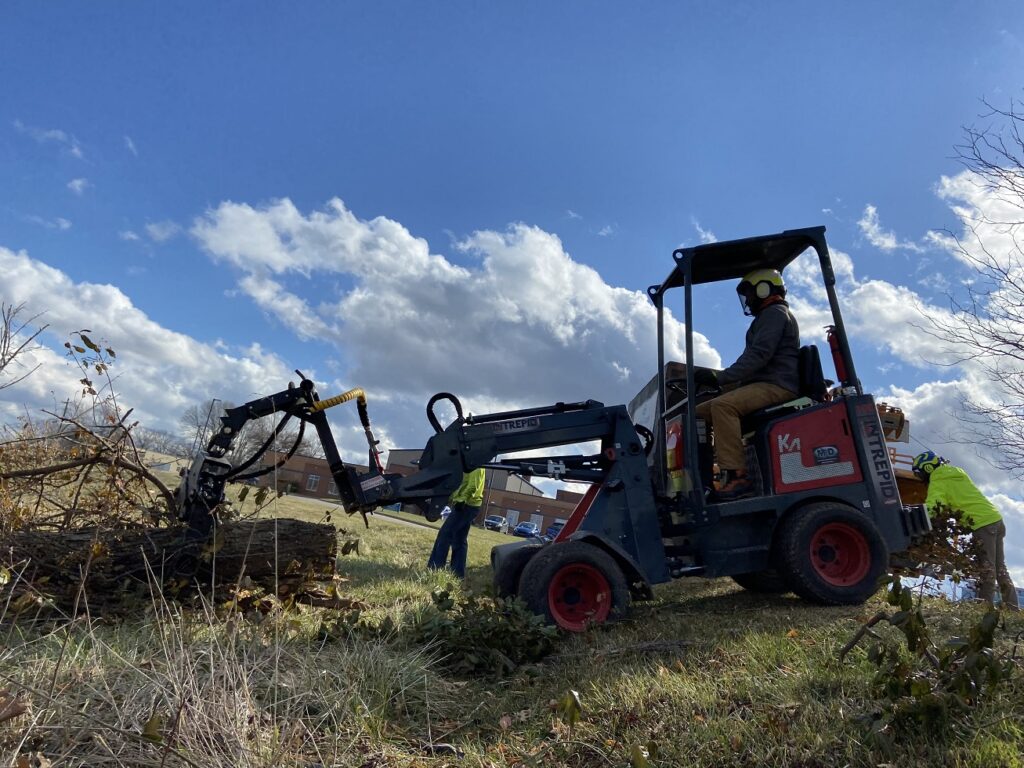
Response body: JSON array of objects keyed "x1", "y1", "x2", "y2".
[
  {"x1": 499, "y1": 714, "x2": 512, "y2": 731},
  {"x1": 0, "y1": 689, "x2": 28, "y2": 723},
  {"x1": 786, "y1": 629, "x2": 799, "y2": 638}
]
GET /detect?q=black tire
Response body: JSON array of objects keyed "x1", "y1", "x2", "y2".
[
  {"x1": 517, "y1": 541, "x2": 630, "y2": 631},
  {"x1": 775, "y1": 502, "x2": 888, "y2": 605},
  {"x1": 492, "y1": 543, "x2": 542, "y2": 599},
  {"x1": 731, "y1": 569, "x2": 789, "y2": 594}
]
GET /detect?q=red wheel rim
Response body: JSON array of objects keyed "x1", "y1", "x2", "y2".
[
  {"x1": 809, "y1": 522, "x2": 870, "y2": 586},
  {"x1": 547, "y1": 563, "x2": 611, "y2": 631}
]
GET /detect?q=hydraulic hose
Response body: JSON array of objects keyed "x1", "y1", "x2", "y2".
[
  {"x1": 310, "y1": 387, "x2": 380, "y2": 467},
  {"x1": 311, "y1": 387, "x2": 370, "y2": 428}
]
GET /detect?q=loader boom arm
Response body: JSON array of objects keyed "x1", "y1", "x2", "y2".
[{"x1": 174, "y1": 376, "x2": 654, "y2": 540}]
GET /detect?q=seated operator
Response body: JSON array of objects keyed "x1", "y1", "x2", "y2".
[{"x1": 693, "y1": 269, "x2": 800, "y2": 501}]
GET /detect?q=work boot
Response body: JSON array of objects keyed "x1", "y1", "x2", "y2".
[{"x1": 712, "y1": 470, "x2": 755, "y2": 502}]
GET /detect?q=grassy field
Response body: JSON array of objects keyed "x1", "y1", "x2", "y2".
[{"x1": 1, "y1": 489, "x2": 1022, "y2": 767}]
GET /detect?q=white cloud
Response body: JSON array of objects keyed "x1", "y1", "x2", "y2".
[
  {"x1": 0, "y1": 246, "x2": 303, "y2": 443},
  {"x1": 858, "y1": 204, "x2": 924, "y2": 253},
  {"x1": 25, "y1": 215, "x2": 72, "y2": 231},
  {"x1": 124, "y1": 135, "x2": 138, "y2": 156},
  {"x1": 566, "y1": 209, "x2": 582, "y2": 220},
  {"x1": 596, "y1": 224, "x2": 616, "y2": 237},
  {"x1": 67, "y1": 178, "x2": 90, "y2": 195},
  {"x1": 119, "y1": 230, "x2": 141, "y2": 241},
  {"x1": 145, "y1": 220, "x2": 181, "y2": 242},
  {"x1": 13, "y1": 119, "x2": 83, "y2": 159},
  {"x1": 192, "y1": 198, "x2": 720, "y2": 412},
  {"x1": 692, "y1": 219, "x2": 718, "y2": 244}
]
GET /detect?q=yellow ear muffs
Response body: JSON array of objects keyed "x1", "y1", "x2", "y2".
[{"x1": 755, "y1": 281, "x2": 771, "y2": 299}]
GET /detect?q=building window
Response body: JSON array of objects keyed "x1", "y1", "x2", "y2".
[
  {"x1": 306, "y1": 474, "x2": 320, "y2": 492},
  {"x1": 328, "y1": 480, "x2": 338, "y2": 496}
]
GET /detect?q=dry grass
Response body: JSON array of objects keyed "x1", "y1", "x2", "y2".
[{"x1": 1, "y1": 489, "x2": 1022, "y2": 767}]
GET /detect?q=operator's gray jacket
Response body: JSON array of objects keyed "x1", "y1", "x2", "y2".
[{"x1": 717, "y1": 301, "x2": 800, "y2": 393}]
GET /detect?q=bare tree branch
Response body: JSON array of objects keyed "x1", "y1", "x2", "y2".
[
  {"x1": 0, "y1": 302, "x2": 48, "y2": 390},
  {"x1": 918, "y1": 98, "x2": 1024, "y2": 475}
]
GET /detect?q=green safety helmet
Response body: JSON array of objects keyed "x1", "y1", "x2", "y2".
[{"x1": 736, "y1": 268, "x2": 786, "y2": 315}]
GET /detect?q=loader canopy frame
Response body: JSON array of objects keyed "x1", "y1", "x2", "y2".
[{"x1": 646, "y1": 225, "x2": 861, "y2": 511}]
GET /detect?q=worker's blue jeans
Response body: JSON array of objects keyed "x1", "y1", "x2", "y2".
[{"x1": 427, "y1": 502, "x2": 480, "y2": 578}]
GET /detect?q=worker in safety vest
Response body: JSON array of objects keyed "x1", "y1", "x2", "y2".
[
  {"x1": 426, "y1": 467, "x2": 486, "y2": 579},
  {"x1": 912, "y1": 451, "x2": 1019, "y2": 610}
]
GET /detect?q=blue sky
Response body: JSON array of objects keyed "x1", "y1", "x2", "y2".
[{"x1": 3, "y1": 3, "x2": 1024, "y2": 572}]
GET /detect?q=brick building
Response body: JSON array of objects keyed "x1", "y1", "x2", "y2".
[
  {"x1": 251, "y1": 448, "x2": 586, "y2": 534},
  {"x1": 252, "y1": 451, "x2": 369, "y2": 501},
  {"x1": 386, "y1": 450, "x2": 584, "y2": 534}
]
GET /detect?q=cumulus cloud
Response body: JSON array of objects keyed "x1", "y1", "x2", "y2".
[
  {"x1": 858, "y1": 204, "x2": 924, "y2": 253},
  {"x1": 119, "y1": 230, "x2": 141, "y2": 241},
  {"x1": 124, "y1": 135, "x2": 138, "y2": 156},
  {"x1": 67, "y1": 178, "x2": 90, "y2": 195},
  {"x1": 0, "y1": 247, "x2": 317, "y2": 447},
  {"x1": 192, "y1": 198, "x2": 719, "y2": 413}
]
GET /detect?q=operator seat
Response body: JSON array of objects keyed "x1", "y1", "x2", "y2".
[
  {"x1": 797, "y1": 344, "x2": 829, "y2": 403},
  {"x1": 739, "y1": 344, "x2": 829, "y2": 434}
]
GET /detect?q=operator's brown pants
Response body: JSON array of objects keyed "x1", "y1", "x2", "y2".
[
  {"x1": 973, "y1": 520, "x2": 1019, "y2": 609},
  {"x1": 696, "y1": 382, "x2": 797, "y2": 471}
]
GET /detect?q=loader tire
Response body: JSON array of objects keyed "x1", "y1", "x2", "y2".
[
  {"x1": 492, "y1": 543, "x2": 542, "y2": 599},
  {"x1": 776, "y1": 502, "x2": 888, "y2": 606},
  {"x1": 731, "y1": 569, "x2": 789, "y2": 594},
  {"x1": 517, "y1": 541, "x2": 629, "y2": 632}
]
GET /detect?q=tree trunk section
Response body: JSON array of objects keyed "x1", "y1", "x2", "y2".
[{"x1": 1, "y1": 519, "x2": 338, "y2": 609}]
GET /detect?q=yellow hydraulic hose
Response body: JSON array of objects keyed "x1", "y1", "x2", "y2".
[
  {"x1": 310, "y1": 387, "x2": 380, "y2": 473},
  {"x1": 310, "y1": 387, "x2": 366, "y2": 413}
]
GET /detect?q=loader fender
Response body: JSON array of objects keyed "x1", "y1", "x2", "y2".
[
  {"x1": 491, "y1": 539, "x2": 542, "y2": 598},
  {"x1": 564, "y1": 531, "x2": 653, "y2": 600}
]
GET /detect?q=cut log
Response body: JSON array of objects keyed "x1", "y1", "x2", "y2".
[{"x1": 0, "y1": 519, "x2": 340, "y2": 608}]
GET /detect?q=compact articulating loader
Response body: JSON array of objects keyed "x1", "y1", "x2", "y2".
[{"x1": 175, "y1": 226, "x2": 930, "y2": 631}]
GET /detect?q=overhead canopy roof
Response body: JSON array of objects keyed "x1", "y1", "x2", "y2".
[{"x1": 651, "y1": 226, "x2": 828, "y2": 294}]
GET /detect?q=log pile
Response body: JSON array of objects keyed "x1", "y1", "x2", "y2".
[{"x1": 0, "y1": 518, "x2": 340, "y2": 611}]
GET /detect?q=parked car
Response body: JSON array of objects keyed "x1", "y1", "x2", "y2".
[
  {"x1": 484, "y1": 515, "x2": 509, "y2": 533},
  {"x1": 512, "y1": 521, "x2": 540, "y2": 538},
  {"x1": 545, "y1": 521, "x2": 565, "y2": 538}
]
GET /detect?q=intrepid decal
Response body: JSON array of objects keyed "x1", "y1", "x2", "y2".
[
  {"x1": 492, "y1": 417, "x2": 541, "y2": 434},
  {"x1": 860, "y1": 414, "x2": 899, "y2": 503}
]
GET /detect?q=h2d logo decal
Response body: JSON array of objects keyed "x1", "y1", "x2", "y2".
[
  {"x1": 813, "y1": 445, "x2": 840, "y2": 465},
  {"x1": 777, "y1": 433, "x2": 854, "y2": 485}
]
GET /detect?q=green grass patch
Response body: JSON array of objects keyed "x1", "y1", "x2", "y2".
[{"x1": 2, "y1": 489, "x2": 1021, "y2": 767}]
